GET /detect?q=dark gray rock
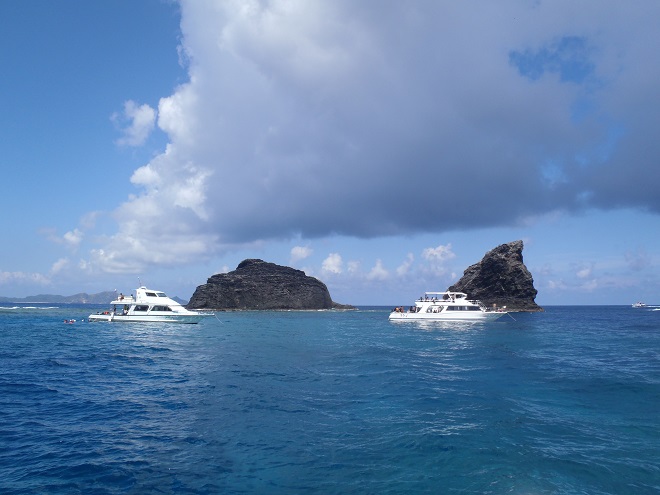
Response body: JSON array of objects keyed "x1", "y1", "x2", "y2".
[
  {"x1": 448, "y1": 240, "x2": 542, "y2": 312},
  {"x1": 188, "y1": 259, "x2": 352, "y2": 310}
]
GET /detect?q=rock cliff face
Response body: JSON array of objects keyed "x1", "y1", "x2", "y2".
[
  {"x1": 188, "y1": 259, "x2": 350, "y2": 310},
  {"x1": 448, "y1": 240, "x2": 542, "y2": 312}
]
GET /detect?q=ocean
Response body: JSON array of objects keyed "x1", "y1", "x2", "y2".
[{"x1": 0, "y1": 304, "x2": 657, "y2": 494}]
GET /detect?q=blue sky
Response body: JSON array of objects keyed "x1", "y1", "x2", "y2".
[{"x1": 1, "y1": 1, "x2": 659, "y2": 306}]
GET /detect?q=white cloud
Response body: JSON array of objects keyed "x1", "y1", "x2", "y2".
[
  {"x1": 421, "y1": 243, "x2": 456, "y2": 276},
  {"x1": 422, "y1": 244, "x2": 455, "y2": 263},
  {"x1": 63, "y1": 229, "x2": 83, "y2": 250},
  {"x1": 322, "y1": 253, "x2": 343, "y2": 274},
  {"x1": 113, "y1": 100, "x2": 156, "y2": 147},
  {"x1": 88, "y1": 225, "x2": 219, "y2": 274},
  {"x1": 547, "y1": 279, "x2": 568, "y2": 291},
  {"x1": 396, "y1": 253, "x2": 414, "y2": 276},
  {"x1": 367, "y1": 259, "x2": 389, "y2": 281},
  {"x1": 80, "y1": 211, "x2": 101, "y2": 230},
  {"x1": 90, "y1": 1, "x2": 660, "y2": 272},
  {"x1": 576, "y1": 265, "x2": 593, "y2": 279},
  {"x1": 42, "y1": 227, "x2": 83, "y2": 252},
  {"x1": 51, "y1": 258, "x2": 70, "y2": 274},
  {"x1": 290, "y1": 245, "x2": 313, "y2": 264},
  {"x1": 347, "y1": 260, "x2": 361, "y2": 273},
  {"x1": 580, "y1": 279, "x2": 599, "y2": 291}
]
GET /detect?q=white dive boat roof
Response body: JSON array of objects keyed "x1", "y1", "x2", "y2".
[
  {"x1": 420, "y1": 291, "x2": 468, "y2": 298},
  {"x1": 110, "y1": 287, "x2": 179, "y2": 305}
]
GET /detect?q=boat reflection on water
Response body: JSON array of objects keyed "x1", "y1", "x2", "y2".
[{"x1": 390, "y1": 319, "x2": 485, "y2": 332}]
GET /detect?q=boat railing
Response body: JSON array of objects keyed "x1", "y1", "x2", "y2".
[
  {"x1": 115, "y1": 296, "x2": 135, "y2": 303},
  {"x1": 475, "y1": 300, "x2": 506, "y2": 312}
]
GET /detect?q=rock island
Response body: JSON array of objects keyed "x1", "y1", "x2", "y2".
[
  {"x1": 448, "y1": 240, "x2": 542, "y2": 312},
  {"x1": 187, "y1": 259, "x2": 352, "y2": 310}
]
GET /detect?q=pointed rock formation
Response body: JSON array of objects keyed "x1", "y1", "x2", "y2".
[
  {"x1": 448, "y1": 240, "x2": 542, "y2": 312},
  {"x1": 188, "y1": 259, "x2": 352, "y2": 310}
]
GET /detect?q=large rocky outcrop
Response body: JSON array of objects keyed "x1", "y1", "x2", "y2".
[
  {"x1": 188, "y1": 259, "x2": 352, "y2": 310},
  {"x1": 448, "y1": 240, "x2": 542, "y2": 312}
]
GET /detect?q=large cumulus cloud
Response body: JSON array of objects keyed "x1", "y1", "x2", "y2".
[{"x1": 95, "y1": 0, "x2": 660, "y2": 271}]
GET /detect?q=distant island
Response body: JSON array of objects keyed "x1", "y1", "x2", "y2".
[{"x1": 0, "y1": 291, "x2": 187, "y2": 305}]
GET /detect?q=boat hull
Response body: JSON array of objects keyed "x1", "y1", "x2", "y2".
[
  {"x1": 87, "y1": 314, "x2": 207, "y2": 324},
  {"x1": 389, "y1": 311, "x2": 505, "y2": 322}
]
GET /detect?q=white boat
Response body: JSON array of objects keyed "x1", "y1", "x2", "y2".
[
  {"x1": 389, "y1": 291, "x2": 507, "y2": 322},
  {"x1": 632, "y1": 302, "x2": 647, "y2": 308},
  {"x1": 88, "y1": 287, "x2": 211, "y2": 324}
]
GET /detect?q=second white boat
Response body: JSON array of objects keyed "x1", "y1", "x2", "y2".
[{"x1": 389, "y1": 291, "x2": 506, "y2": 322}]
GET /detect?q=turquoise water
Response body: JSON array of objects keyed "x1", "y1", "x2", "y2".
[{"x1": 0, "y1": 305, "x2": 658, "y2": 494}]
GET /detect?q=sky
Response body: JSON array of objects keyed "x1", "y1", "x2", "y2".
[{"x1": 1, "y1": 0, "x2": 659, "y2": 306}]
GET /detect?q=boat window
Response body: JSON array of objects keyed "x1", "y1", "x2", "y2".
[
  {"x1": 134, "y1": 305, "x2": 149, "y2": 312},
  {"x1": 151, "y1": 305, "x2": 172, "y2": 312},
  {"x1": 156, "y1": 292, "x2": 168, "y2": 297},
  {"x1": 446, "y1": 306, "x2": 480, "y2": 311},
  {"x1": 146, "y1": 292, "x2": 157, "y2": 297}
]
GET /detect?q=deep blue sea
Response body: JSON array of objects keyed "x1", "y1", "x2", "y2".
[{"x1": 0, "y1": 304, "x2": 658, "y2": 494}]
